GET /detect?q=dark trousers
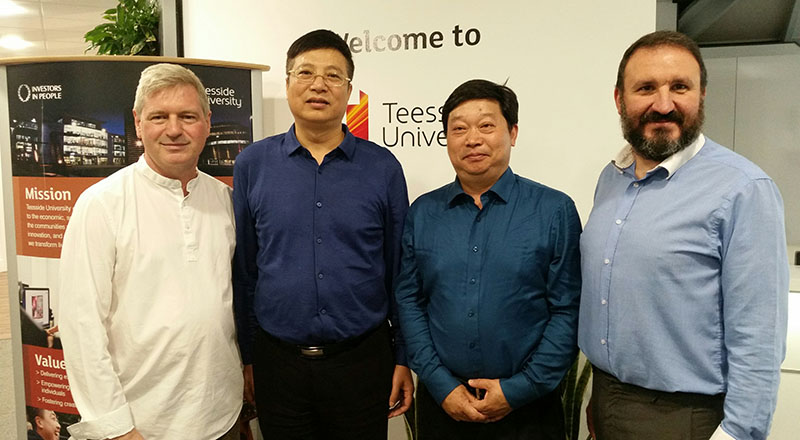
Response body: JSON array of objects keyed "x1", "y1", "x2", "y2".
[
  {"x1": 590, "y1": 367, "x2": 724, "y2": 440},
  {"x1": 415, "y1": 380, "x2": 565, "y2": 440},
  {"x1": 252, "y1": 325, "x2": 394, "y2": 440}
]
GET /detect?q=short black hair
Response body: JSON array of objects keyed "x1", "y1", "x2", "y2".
[
  {"x1": 286, "y1": 29, "x2": 354, "y2": 80},
  {"x1": 616, "y1": 30, "x2": 707, "y2": 91},
  {"x1": 442, "y1": 79, "x2": 518, "y2": 132},
  {"x1": 26, "y1": 406, "x2": 45, "y2": 424}
]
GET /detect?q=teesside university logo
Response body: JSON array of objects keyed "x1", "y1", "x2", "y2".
[
  {"x1": 346, "y1": 90, "x2": 369, "y2": 140},
  {"x1": 345, "y1": 88, "x2": 446, "y2": 148}
]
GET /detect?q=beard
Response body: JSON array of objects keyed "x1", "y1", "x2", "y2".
[{"x1": 619, "y1": 98, "x2": 704, "y2": 162}]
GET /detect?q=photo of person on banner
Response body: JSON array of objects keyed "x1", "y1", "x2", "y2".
[
  {"x1": 58, "y1": 63, "x2": 243, "y2": 440},
  {"x1": 26, "y1": 407, "x2": 61, "y2": 440}
]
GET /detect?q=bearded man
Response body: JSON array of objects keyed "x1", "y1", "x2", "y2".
[{"x1": 578, "y1": 31, "x2": 788, "y2": 440}]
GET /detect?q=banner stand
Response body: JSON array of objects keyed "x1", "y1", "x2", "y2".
[{"x1": 1, "y1": 55, "x2": 268, "y2": 439}]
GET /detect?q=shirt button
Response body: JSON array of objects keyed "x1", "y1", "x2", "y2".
[
  {"x1": 469, "y1": 342, "x2": 476, "y2": 349},
  {"x1": 469, "y1": 278, "x2": 476, "y2": 284},
  {"x1": 633, "y1": 182, "x2": 640, "y2": 188},
  {"x1": 604, "y1": 258, "x2": 610, "y2": 265},
  {"x1": 615, "y1": 219, "x2": 622, "y2": 225},
  {"x1": 316, "y1": 237, "x2": 322, "y2": 244},
  {"x1": 316, "y1": 201, "x2": 323, "y2": 208},
  {"x1": 601, "y1": 299, "x2": 607, "y2": 305},
  {"x1": 472, "y1": 246, "x2": 478, "y2": 253},
  {"x1": 468, "y1": 310, "x2": 474, "y2": 317},
  {"x1": 600, "y1": 339, "x2": 607, "y2": 345},
  {"x1": 320, "y1": 308, "x2": 327, "y2": 315},
  {"x1": 318, "y1": 273, "x2": 324, "y2": 279}
]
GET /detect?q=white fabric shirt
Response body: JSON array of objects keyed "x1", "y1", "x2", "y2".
[{"x1": 58, "y1": 157, "x2": 243, "y2": 440}]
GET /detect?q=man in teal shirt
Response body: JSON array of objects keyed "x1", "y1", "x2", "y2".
[{"x1": 395, "y1": 79, "x2": 581, "y2": 439}]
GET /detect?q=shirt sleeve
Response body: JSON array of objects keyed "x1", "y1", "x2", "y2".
[
  {"x1": 500, "y1": 198, "x2": 583, "y2": 409},
  {"x1": 232, "y1": 157, "x2": 259, "y2": 365},
  {"x1": 717, "y1": 178, "x2": 788, "y2": 440},
  {"x1": 384, "y1": 162, "x2": 410, "y2": 366},
  {"x1": 58, "y1": 190, "x2": 135, "y2": 440},
  {"x1": 394, "y1": 209, "x2": 462, "y2": 404}
]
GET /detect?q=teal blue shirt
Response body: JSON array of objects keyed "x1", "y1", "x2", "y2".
[{"x1": 395, "y1": 168, "x2": 582, "y2": 408}]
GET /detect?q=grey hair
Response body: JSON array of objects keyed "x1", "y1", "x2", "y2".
[{"x1": 133, "y1": 63, "x2": 209, "y2": 116}]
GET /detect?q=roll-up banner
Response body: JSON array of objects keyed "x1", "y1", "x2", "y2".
[{"x1": 5, "y1": 60, "x2": 254, "y2": 433}]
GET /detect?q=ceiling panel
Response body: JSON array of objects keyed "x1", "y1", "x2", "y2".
[
  {"x1": 678, "y1": 0, "x2": 799, "y2": 45},
  {"x1": 0, "y1": 0, "x2": 116, "y2": 57},
  {"x1": 0, "y1": 1, "x2": 41, "y2": 29}
]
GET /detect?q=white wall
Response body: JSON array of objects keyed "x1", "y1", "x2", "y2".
[
  {"x1": 182, "y1": 0, "x2": 655, "y2": 222},
  {"x1": 0, "y1": 76, "x2": 7, "y2": 273},
  {"x1": 0, "y1": 171, "x2": 6, "y2": 273}
]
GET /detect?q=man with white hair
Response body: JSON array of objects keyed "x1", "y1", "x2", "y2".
[{"x1": 59, "y1": 63, "x2": 242, "y2": 440}]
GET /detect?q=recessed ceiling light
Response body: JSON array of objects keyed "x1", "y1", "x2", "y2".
[
  {"x1": 0, "y1": 35, "x2": 33, "y2": 50},
  {"x1": 0, "y1": 0, "x2": 26, "y2": 16}
]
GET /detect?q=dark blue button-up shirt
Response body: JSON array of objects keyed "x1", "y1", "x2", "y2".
[
  {"x1": 233, "y1": 124, "x2": 409, "y2": 365},
  {"x1": 395, "y1": 168, "x2": 581, "y2": 409}
]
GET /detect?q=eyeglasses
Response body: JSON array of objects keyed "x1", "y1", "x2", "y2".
[{"x1": 288, "y1": 69, "x2": 351, "y2": 87}]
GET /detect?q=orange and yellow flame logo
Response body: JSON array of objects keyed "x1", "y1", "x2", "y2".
[{"x1": 346, "y1": 90, "x2": 369, "y2": 140}]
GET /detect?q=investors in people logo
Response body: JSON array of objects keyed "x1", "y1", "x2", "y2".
[{"x1": 346, "y1": 90, "x2": 368, "y2": 140}]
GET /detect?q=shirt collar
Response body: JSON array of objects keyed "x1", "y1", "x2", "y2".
[
  {"x1": 612, "y1": 133, "x2": 705, "y2": 179},
  {"x1": 447, "y1": 167, "x2": 515, "y2": 207},
  {"x1": 283, "y1": 123, "x2": 356, "y2": 160},
  {"x1": 135, "y1": 155, "x2": 195, "y2": 192}
]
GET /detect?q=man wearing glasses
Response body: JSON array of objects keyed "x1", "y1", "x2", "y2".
[{"x1": 232, "y1": 29, "x2": 413, "y2": 438}]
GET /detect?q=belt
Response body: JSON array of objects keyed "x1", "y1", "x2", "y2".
[
  {"x1": 262, "y1": 321, "x2": 388, "y2": 359},
  {"x1": 593, "y1": 367, "x2": 725, "y2": 406}
]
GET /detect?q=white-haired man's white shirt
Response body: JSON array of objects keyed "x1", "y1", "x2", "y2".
[{"x1": 59, "y1": 157, "x2": 243, "y2": 440}]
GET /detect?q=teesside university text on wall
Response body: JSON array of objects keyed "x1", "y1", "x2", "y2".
[{"x1": 341, "y1": 24, "x2": 483, "y2": 148}]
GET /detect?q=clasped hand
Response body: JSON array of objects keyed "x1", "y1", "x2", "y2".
[{"x1": 441, "y1": 378, "x2": 512, "y2": 423}]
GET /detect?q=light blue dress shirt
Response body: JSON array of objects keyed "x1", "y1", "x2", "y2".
[{"x1": 579, "y1": 135, "x2": 789, "y2": 440}]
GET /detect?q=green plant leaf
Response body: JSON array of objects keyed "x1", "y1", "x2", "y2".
[
  {"x1": 562, "y1": 357, "x2": 578, "y2": 439},
  {"x1": 83, "y1": 0, "x2": 160, "y2": 55},
  {"x1": 572, "y1": 359, "x2": 593, "y2": 440}
]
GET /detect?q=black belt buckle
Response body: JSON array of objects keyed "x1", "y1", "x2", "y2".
[{"x1": 299, "y1": 346, "x2": 325, "y2": 358}]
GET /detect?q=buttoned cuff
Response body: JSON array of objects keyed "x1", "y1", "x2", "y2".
[
  {"x1": 66, "y1": 403, "x2": 134, "y2": 440},
  {"x1": 425, "y1": 368, "x2": 462, "y2": 406},
  {"x1": 499, "y1": 373, "x2": 536, "y2": 409},
  {"x1": 393, "y1": 344, "x2": 408, "y2": 366},
  {"x1": 709, "y1": 424, "x2": 736, "y2": 440}
]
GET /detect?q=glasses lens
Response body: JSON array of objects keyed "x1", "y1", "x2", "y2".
[
  {"x1": 295, "y1": 71, "x2": 313, "y2": 82},
  {"x1": 292, "y1": 71, "x2": 347, "y2": 87},
  {"x1": 326, "y1": 74, "x2": 345, "y2": 87}
]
